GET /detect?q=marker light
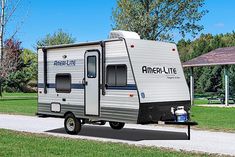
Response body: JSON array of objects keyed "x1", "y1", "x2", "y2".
[
  {"x1": 131, "y1": 45, "x2": 135, "y2": 48},
  {"x1": 129, "y1": 94, "x2": 134, "y2": 97}
]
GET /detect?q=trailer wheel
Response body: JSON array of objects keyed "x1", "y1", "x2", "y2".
[
  {"x1": 100, "y1": 121, "x2": 106, "y2": 125},
  {"x1": 109, "y1": 122, "x2": 125, "y2": 130},
  {"x1": 64, "y1": 113, "x2": 81, "y2": 135}
]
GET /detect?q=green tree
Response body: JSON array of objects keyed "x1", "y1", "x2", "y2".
[
  {"x1": 0, "y1": 39, "x2": 22, "y2": 95},
  {"x1": 20, "y1": 49, "x2": 37, "y2": 81},
  {"x1": 37, "y1": 29, "x2": 76, "y2": 46},
  {"x1": 178, "y1": 32, "x2": 235, "y2": 94},
  {"x1": 4, "y1": 48, "x2": 37, "y2": 93},
  {"x1": 177, "y1": 39, "x2": 192, "y2": 62},
  {"x1": 229, "y1": 65, "x2": 235, "y2": 95},
  {"x1": 112, "y1": 0, "x2": 207, "y2": 41}
]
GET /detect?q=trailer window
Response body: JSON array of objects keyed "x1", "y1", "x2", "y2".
[
  {"x1": 87, "y1": 56, "x2": 96, "y2": 78},
  {"x1": 107, "y1": 66, "x2": 116, "y2": 86},
  {"x1": 55, "y1": 74, "x2": 71, "y2": 93},
  {"x1": 107, "y1": 65, "x2": 127, "y2": 86}
]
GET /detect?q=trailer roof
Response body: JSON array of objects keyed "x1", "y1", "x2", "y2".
[
  {"x1": 37, "y1": 38, "x2": 122, "y2": 50},
  {"x1": 182, "y1": 47, "x2": 235, "y2": 67}
]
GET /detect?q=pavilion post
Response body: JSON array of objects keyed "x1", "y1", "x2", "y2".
[
  {"x1": 224, "y1": 66, "x2": 229, "y2": 106},
  {"x1": 190, "y1": 67, "x2": 194, "y2": 106}
]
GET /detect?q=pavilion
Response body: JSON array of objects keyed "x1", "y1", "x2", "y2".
[{"x1": 182, "y1": 46, "x2": 235, "y2": 106}]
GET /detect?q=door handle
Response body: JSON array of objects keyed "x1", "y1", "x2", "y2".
[{"x1": 82, "y1": 78, "x2": 88, "y2": 86}]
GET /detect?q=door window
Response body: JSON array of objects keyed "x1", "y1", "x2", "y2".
[{"x1": 87, "y1": 56, "x2": 97, "y2": 78}]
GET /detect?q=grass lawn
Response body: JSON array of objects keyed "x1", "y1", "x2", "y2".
[
  {"x1": 0, "y1": 129, "x2": 210, "y2": 157},
  {"x1": 192, "y1": 95, "x2": 235, "y2": 131},
  {"x1": 0, "y1": 93, "x2": 37, "y2": 116},
  {"x1": 1, "y1": 92, "x2": 37, "y2": 97},
  {"x1": 191, "y1": 106, "x2": 235, "y2": 132},
  {"x1": 194, "y1": 98, "x2": 208, "y2": 105}
]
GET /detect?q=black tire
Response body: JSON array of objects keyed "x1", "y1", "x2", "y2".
[
  {"x1": 109, "y1": 121, "x2": 125, "y2": 130},
  {"x1": 100, "y1": 121, "x2": 106, "y2": 125},
  {"x1": 64, "y1": 113, "x2": 81, "y2": 135}
]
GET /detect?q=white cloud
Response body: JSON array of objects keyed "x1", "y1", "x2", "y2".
[{"x1": 214, "y1": 22, "x2": 225, "y2": 28}]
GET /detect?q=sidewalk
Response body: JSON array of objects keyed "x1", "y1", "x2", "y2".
[{"x1": 0, "y1": 114, "x2": 235, "y2": 156}]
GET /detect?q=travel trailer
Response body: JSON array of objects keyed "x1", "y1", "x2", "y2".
[{"x1": 37, "y1": 30, "x2": 195, "y2": 137}]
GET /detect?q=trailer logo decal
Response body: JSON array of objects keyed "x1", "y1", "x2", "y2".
[
  {"x1": 141, "y1": 92, "x2": 145, "y2": 98},
  {"x1": 54, "y1": 60, "x2": 76, "y2": 66},
  {"x1": 142, "y1": 66, "x2": 177, "y2": 75}
]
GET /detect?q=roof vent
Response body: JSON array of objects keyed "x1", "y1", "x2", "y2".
[{"x1": 109, "y1": 30, "x2": 140, "y2": 39}]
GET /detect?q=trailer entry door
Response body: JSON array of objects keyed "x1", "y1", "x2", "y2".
[{"x1": 84, "y1": 50, "x2": 100, "y2": 116}]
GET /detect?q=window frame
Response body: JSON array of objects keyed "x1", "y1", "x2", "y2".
[
  {"x1": 87, "y1": 55, "x2": 97, "y2": 78},
  {"x1": 106, "y1": 64, "x2": 127, "y2": 87},
  {"x1": 55, "y1": 73, "x2": 72, "y2": 93}
]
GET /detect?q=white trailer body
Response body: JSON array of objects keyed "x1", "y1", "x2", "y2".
[{"x1": 37, "y1": 32, "x2": 190, "y2": 133}]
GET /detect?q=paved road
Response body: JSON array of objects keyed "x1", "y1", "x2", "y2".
[{"x1": 0, "y1": 114, "x2": 235, "y2": 156}]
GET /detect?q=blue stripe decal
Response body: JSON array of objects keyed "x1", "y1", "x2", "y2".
[
  {"x1": 38, "y1": 83, "x2": 45, "y2": 88},
  {"x1": 38, "y1": 83, "x2": 84, "y2": 89},
  {"x1": 71, "y1": 84, "x2": 85, "y2": 89},
  {"x1": 47, "y1": 84, "x2": 55, "y2": 88},
  {"x1": 106, "y1": 84, "x2": 137, "y2": 90},
  {"x1": 38, "y1": 83, "x2": 137, "y2": 90}
]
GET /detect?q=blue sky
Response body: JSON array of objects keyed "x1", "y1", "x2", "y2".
[{"x1": 9, "y1": 0, "x2": 235, "y2": 50}]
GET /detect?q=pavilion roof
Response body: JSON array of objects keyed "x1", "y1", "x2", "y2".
[{"x1": 182, "y1": 47, "x2": 235, "y2": 67}]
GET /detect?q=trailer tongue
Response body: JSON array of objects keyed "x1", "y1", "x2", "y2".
[{"x1": 163, "y1": 121, "x2": 198, "y2": 140}]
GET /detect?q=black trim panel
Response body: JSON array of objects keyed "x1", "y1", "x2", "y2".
[
  {"x1": 36, "y1": 113, "x2": 64, "y2": 118},
  {"x1": 137, "y1": 100, "x2": 191, "y2": 124},
  {"x1": 38, "y1": 39, "x2": 122, "y2": 50},
  {"x1": 101, "y1": 41, "x2": 106, "y2": 95},
  {"x1": 40, "y1": 42, "x2": 101, "y2": 50},
  {"x1": 42, "y1": 48, "x2": 47, "y2": 94}
]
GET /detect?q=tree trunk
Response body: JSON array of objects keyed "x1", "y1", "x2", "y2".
[
  {"x1": 0, "y1": 0, "x2": 5, "y2": 97},
  {"x1": 0, "y1": 0, "x2": 5, "y2": 62},
  {"x1": 0, "y1": 79, "x2": 2, "y2": 97}
]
